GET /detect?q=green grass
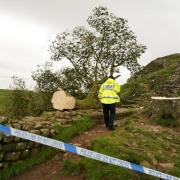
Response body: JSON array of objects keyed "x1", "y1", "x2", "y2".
[
  {"x1": 154, "y1": 117, "x2": 179, "y2": 127},
  {"x1": 62, "y1": 159, "x2": 81, "y2": 175},
  {"x1": 0, "y1": 116, "x2": 95, "y2": 180},
  {"x1": 0, "y1": 89, "x2": 12, "y2": 115},
  {"x1": 169, "y1": 158, "x2": 180, "y2": 177},
  {"x1": 121, "y1": 54, "x2": 180, "y2": 104},
  {"x1": 62, "y1": 126, "x2": 180, "y2": 179}
]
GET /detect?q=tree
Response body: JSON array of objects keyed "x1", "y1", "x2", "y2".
[
  {"x1": 32, "y1": 62, "x2": 62, "y2": 111},
  {"x1": 7, "y1": 76, "x2": 44, "y2": 119},
  {"x1": 59, "y1": 67, "x2": 90, "y2": 99},
  {"x1": 50, "y1": 6, "x2": 146, "y2": 108},
  {"x1": 7, "y1": 76, "x2": 28, "y2": 119}
]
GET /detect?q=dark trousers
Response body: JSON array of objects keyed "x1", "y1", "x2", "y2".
[{"x1": 103, "y1": 103, "x2": 116, "y2": 128}]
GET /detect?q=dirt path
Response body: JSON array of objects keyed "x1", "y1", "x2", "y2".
[{"x1": 11, "y1": 124, "x2": 110, "y2": 180}]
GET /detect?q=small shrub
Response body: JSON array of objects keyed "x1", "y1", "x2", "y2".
[
  {"x1": 6, "y1": 89, "x2": 29, "y2": 119},
  {"x1": 120, "y1": 81, "x2": 149, "y2": 105}
]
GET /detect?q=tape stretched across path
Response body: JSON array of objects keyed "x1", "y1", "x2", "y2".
[{"x1": 0, "y1": 124, "x2": 179, "y2": 180}]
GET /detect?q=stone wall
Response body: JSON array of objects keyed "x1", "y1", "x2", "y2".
[
  {"x1": 0, "y1": 109, "x2": 104, "y2": 170},
  {"x1": 0, "y1": 108, "x2": 133, "y2": 170}
]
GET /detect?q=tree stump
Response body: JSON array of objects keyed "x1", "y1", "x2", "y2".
[
  {"x1": 51, "y1": 90, "x2": 76, "y2": 110},
  {"x1": 151, "y1": 97, "x2": 180, "y2": 125}
]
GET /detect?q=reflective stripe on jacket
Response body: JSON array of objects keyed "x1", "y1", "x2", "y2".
[{"x1": 98, "y1": 78, "x2": 121, "y2": 104}]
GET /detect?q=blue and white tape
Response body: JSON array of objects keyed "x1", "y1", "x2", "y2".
[{"x1": 0, "y1": 124, "x2": 179, "y2": 180}]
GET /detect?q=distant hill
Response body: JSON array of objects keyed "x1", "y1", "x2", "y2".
[{"x1": 120, "y1": 53, "x2": 180, "y2": 105}]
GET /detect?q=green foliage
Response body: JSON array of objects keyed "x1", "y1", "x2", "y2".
[
  {"x1": 0, "y1": 89, "x2": 13, "y2": 115},
  {"x1": 32, "y1": 64, "x2": 90, "y2": 100},
  {"x1": 6, "y1": 76, "x2": 29, "y2": 119},
  {"x1": 26, "y1": 91, "x2": 44, "y2": 116},
  {"x1": 120, "y1": 81, "x2": 150, "y2": 105},
  {"x1": 0, "y1": 89, "x2": 43, "y2": 117},
  {"x1": 50, "y1": 6, "x2": 146, "y2": 88},
  {"x1": 32, "y1": 62, "x2": 62, "y2": 111},
  {"x1": 0, "y1": 116, "x2": 95, "y2": 180},
  {"x1": 5, "y1": 76, "x2": 45, "y2": 119},
  {"x1": 58, "y1": 67, "x2": 89, "y2": 99},
  {"x1": 6, "y1": 89, "x2": 29, "y2": 119}
]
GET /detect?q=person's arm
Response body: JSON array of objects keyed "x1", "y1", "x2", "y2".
[
  {"x1": 114, "y1": 82, "x2": 121, "y2": 93},
  {"x1": 98, "y1": 85, "x2": 103, "y2": 99}
]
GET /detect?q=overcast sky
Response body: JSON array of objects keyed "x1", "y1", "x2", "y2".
[{"x1": 0, "y1": 0, "x2": 180, "y2": 89}]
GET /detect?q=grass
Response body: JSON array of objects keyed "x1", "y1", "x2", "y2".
[
  {"x1": 62, "y1": 159, "x2": 81, "y2": 175},
  {"x1": 121, "y1": 55, "x2": 179, "y2": 103},
  {"x1": 62, "y1": 123, "x2": 180, "y2": 179},
  {"x1": 0, "y1": 116, "x2": 95, "y2": 180},
  {"x1": 0, "y1": 89, "x2": 12, "y2": 115},
  {"x1": 169, "y1": 159, "x2": 180, "y2": 177},
  {"x1": 154, "y1": 117, "x2": 179, "y2": 127}
]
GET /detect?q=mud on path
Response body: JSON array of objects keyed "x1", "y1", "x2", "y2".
[{"x1": 10, "y1": 124, "x2": 111, "y2": 180}]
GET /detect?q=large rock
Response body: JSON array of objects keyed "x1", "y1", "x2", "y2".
[
  {"x1": 16, "y1": 142, "x2": 27, "y2": 150},
  {"x1": 4, "y1": 152, "x2": 21, "y2": 161},
  {"x1": 21, "y1": 149, "x2": 30, "y2": 159}
]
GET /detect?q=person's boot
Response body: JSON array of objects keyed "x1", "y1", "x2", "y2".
[{"x1": 108, "y1": 126, "x2": 115, "y2": 130}]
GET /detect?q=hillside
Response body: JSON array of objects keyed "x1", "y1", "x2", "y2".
[{"x1": 120, "y1": 53, "x2": 180, "y2": 106}]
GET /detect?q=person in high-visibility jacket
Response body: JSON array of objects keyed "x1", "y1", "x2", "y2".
[{"x1": 98, "y1": 76, "x2": 121, "y2": 130}]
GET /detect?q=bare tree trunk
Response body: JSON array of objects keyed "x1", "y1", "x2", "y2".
[{"x1": 76, "y1": 81, "x2": 99, "y2": 109}]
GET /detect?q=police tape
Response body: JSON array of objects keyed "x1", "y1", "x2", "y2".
[{"x1": 0, "y1": 124, "x2": 179, "y2": 180}]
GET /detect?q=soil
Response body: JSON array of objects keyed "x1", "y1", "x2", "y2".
[{"x1": 10, "y1": 124, "x2": 111, "y2": 180}]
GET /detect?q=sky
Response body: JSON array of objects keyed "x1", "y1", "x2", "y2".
[{"x1": 0, "y1": 0, "x2": 180, "y2": 89}]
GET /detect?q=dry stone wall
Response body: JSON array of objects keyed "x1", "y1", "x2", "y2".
[
  {"x1": 0, "y1": 108, "x2": 133, "y2": 170},
  {"x1": 0, "y1": 109, "x2": 104, "y2": 170}
]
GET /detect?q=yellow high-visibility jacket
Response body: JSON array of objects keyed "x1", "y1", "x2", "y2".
[{"x1": 98, "y1": 78, "x2": 121, "y2": 104}]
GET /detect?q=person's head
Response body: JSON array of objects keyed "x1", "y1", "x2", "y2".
[{"x1": 109, "y1": 76, "x2": 114, "y2": 80}]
